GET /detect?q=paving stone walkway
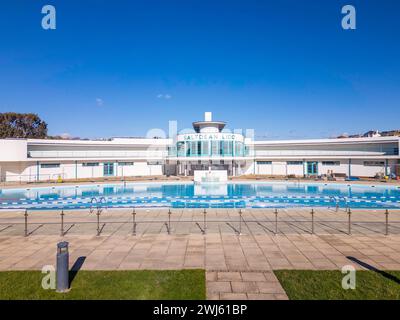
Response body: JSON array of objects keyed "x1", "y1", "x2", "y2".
[
  {"x1": 1, "y1": 208, "x2": 400, "y2": 300},
  {"x1": 206, "y1": 271, "x2": 288, "y2": 300}
]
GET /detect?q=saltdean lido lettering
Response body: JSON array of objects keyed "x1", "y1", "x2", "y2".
[{"x1": 184, "y1": 133, "x2": 237, "y2": 141}]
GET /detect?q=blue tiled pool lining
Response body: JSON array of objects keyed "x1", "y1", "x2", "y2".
[{"x1": 1, "y1": 181, "x2": 400, "y2": 210}]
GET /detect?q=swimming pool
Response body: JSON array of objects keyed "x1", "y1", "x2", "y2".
[{"x1": 0, "y1": 182, "x2": 400, "y2": 210}]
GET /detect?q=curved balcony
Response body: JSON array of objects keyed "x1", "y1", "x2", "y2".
[
  {"x1": 28, "y1": 150, "x2": 167, "y2": 159},
  {"x1": 252, "y1": 149, "x2": 396, "y2": 157}
]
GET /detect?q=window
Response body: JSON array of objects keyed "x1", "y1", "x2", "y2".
[
  {"x1": 364, "y1": 161, "x2": 385, "y2": 166},
  {"x1": 103, "y1": 162, "x2": 114, "y2": 176},
  {"x1": 148, "y1": 161, "x2": 162, "y2": 165},
  {"x1": 211, "y1": 141, "x2": 220, "y2": 156},
  {"x1": 222, "y1": 141, "x2": 233, "y2": 156},
  {"x1": 257, "y1": 161, "x2": 272, "y2": 165},
  {"x1": 177, "y1": 141, "x2": 185, "y2": 157},
  {"x1": 168, "y1": 146, "x2": 177, "y2": 156},
  {"x1": 40, "y1": 163, "x2": 60, "y2": 168},
  {"x1": 201, "y1": 141, "x2": 209, "y2": 156},
  {"x1": 235, "y1": 142, "x2": 244, "y2": 156},
  {"x1": 118, "y1": 162, "x2": 134, "y2": 166},
  {"x1": 287, "y1": 161, "x2": 303, "y2": 165},
  {"x1": 322, "y1": 161, "x2": 340, "y2": 166},
  {"x1": 82, "y1": 162, "x2": 99, "y2": 167}
]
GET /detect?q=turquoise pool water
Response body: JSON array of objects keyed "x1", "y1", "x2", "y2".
[{"x1": 0, "y1": 182, "x2": 400, "y2": 210}]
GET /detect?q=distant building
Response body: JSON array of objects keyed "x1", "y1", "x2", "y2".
[
  {"x1": 0, "y1": 112, "x2": 399, "y2": 181},
  {"x1": 381, "y1": 130, "x2": 400, "y2": 137},
  {"x1": 363, "y1": 130, "x2": 381, "y2": 138}
]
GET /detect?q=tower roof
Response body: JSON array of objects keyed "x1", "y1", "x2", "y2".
[{"x1": 192, "y1": 112, "x2": 226, "y2": 133}]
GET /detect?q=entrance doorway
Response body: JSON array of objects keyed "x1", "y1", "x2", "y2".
[
  {"x1": 103, "y1": 162, "x2": 114, "y2": 176},
  {"x1": 306, "y1": 161, "x2": 318, "y2": 175}
]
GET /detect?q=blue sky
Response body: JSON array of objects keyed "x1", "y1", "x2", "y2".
[{"x1": 0, "y1": 0, "x2": 399, "y2": 139}]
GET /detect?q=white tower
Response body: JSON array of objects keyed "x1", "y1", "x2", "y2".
[{"x1": 204, "y1": 112, "x2": 212, "y2": 122}]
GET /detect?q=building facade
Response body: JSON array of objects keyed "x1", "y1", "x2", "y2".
[{"x1": 0, "y1": 112, "x2": 399, "y2": 182}]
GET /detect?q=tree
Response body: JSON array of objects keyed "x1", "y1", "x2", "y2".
[{"x1": 0, "y1": 112, "x2": 48, "y2": 139}]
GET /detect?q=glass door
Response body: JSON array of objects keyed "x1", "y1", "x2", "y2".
[
  {"x1": 306, "y1": 161, "x2": 318, "y2": 175},
  {"x1": 103, "y1": 162, "x2": 114, "y2": 176}
]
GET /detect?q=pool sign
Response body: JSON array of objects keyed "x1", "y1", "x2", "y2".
[{"x1": 178, "y1": 133, "x2": 244, "y2": 142}]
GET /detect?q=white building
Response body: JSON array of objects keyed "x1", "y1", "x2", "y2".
[{"x1": 0, "y1": 112, "x2": 399, "y2": 182}]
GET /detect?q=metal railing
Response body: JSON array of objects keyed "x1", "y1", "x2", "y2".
[
  {"x1": 1, "y1": 206, "x2": 398, "y2": 238},
  {"x1": 0, "y1": 173, "x2": 68, "y2": 184}
]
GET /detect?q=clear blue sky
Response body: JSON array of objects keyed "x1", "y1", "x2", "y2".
[{"x1": 0, "y1": 0, "x2": 399, "y2": 139}]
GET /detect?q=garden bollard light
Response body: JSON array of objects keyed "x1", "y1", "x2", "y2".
[{"x1": 56, "y1": 241, "x2": 69, "y2": 293}]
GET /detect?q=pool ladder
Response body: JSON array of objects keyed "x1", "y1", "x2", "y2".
[
  {"x1": 329, "y1": 196, "x2": 349, "y2": 212},
  {"x1": 89, "y1": 196, "x2": 108, "y2": 214}
]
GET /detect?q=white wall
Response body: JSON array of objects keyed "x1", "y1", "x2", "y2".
[
  {"x1": 318, "y1": 162, "x2": 348, "y2": 176},
  {"x1": 0, "y1": 160, "x2": 165, "y2": 182},
  {"x1": 0, "y1": 161, "x2": 76, "y2": 182},
  {"x1": 0, "y1": 162, "x2": 36, "y2": 182},
  {"x1": 39, "y1": 163, "x2": 69, "y2": 180},
  {"x1": 350, "y1": 159, "x2": 388, "y2": 177},
  {"x1": 129, "y1": 162, "x2": 161, "y2": 176},
  {"x1": 116, "y1": 163, "x2": 135, "y2": 177},
  {"x1": 255, "y1": 161, "x2": 302, "y2": 176},
  {"x1": 77, "y1": 164, "x2": 103, "y2": 179},
  {"x1": 287, "y1": 164, "x2": 304, "y2": 176},
  {"x1": 246, "y1": 159, "x2": 397, "y2": 178},
  {"x1": 0, "y1": 140, "x2": 27, "y2": 161},
  {"x1": 257, "y1": 163, "x2": 272, "y2": 175},
  {"x1": 312, "y1": 160, "x2": 392, "y2": 177},
  {"x1": 0, "y1": 158, "x2": 398, "y2": 181},
  {"x1": 271, "y1": 162, "x2": 286, "y2": 175}
]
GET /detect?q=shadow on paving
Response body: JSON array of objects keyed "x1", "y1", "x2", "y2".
[{"x1": 347, "y1": 256, "x2": 400, "y2": 285}]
